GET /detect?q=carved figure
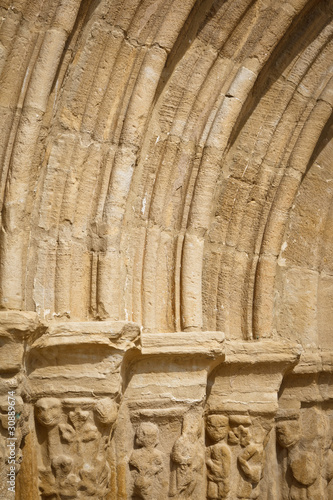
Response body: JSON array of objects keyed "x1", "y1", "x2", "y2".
[
  {"x1": 129, "y1": 422, "x2": 165, "y2": 499},
  {"x1": 170, "y1": 411, "x2": 204, "y2": 499},
  {"x1": 35, "y1": 399, "x2": 117, "y2": 499},
  {"x1": 276, "y1": 416, "x2": 322, "y2": 500},
  {"x1": 35, "y1": 398, "x2": 63, "y2": 461},
  {"x1": 35, "y1": 398, "x2": 62, "y2": 428},
  {"x1": 39, "y1": 455, "x2": 79, "y2": 499},
  {"x1": 206, "y1": 414, "x2": 231, "y2": 499},
  {"x1": 236, "y1": 425, "x2": 267, "y2": 499}
]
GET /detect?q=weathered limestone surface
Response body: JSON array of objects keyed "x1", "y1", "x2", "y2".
[{"x1": 0, "y1": 0, "x2": 333, "y2": 498}]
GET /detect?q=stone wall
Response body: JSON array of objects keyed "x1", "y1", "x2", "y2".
[{"x1": 0, "y1": 1, "x2": 332, "y2": 498}]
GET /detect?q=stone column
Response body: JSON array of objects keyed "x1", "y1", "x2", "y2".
[
  {"x1": 0, "y1": 311, "x2": 43, "y2": 500},
  {"x1": 276, "y1": 349, "x2": 333, "y2": 500},
  {"x1": 113, "y1": 330, "x2": 225, "y2": 500},
  {"x1": 25, "y1": 320, "x2": 140, "y2": 500},
  {"x1": 205, "y1": 340, "x2": 301, "y2": 500}
]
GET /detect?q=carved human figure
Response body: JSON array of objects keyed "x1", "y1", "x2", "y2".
[
  {"x1": 169, "y1": 411, "x2": 204, "y2": 499},
  {"x1": 36, "y1": 398, "x2": 117, "y2": 499},
  {"x1": 236, "y1": 424, "x2": 268, "y2": 499},
  {"x1": 129, "y1": 422, "x2": 165, "y2": 500},
  {"x1": 39, "y1": 455, "x2": 80, "y2": 499},
  {"x1": 276, "y1": 417, "x2": 321, "y2": 500},
  {"x1": 35, "y1": 398, "x2": 63, "y2": 461},
  {"x1": 92, "y1": 397, "x2": 118, "y2": 495},
  {"x1": 206, "y1": 414, "x2": 231, "y2": 499},
  {"x1": 35, "y1": 398, "x2": 62, "y2": 428}
]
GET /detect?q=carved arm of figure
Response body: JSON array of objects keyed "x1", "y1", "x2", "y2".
[
  {"x1": 129, "y1": 448, "x2": 164, "y2": 478},
  {"x1": 193, "y1": 441, "x2": 205, "y2": 473},
  {"x1": 148, "y1": 451, "x2": 164, "y2": 478},
  {"x1": 237, "y1": 444, "x2": 263, "y2": 484},
  {"x1": 206, "y1": 448, "x2": 221, "y2": 480}
]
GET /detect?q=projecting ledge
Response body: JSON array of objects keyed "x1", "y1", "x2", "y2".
[
  {"x1": 140, "y1": 333, "x2": 302, "y2": 366},
  {"x1": 140, "y1": 331, "x2": 225, "y2": 356},
  {"x1": 225, "y1": 339, "x2": 302, "y2": 365},
  {"x1": 291, "y1": 348, "x2": 333, "y2": 373},
  {"x1": 29, "y1": 320, "x2": 140, "y2": 352}
]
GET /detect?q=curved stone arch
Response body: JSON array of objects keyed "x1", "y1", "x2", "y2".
[
  {"x1": 0, "y1": 0, "x2": 332, "y2": 337},
  {"x1": 1, "y1": 2, "x2": 333, "y2": 499}
]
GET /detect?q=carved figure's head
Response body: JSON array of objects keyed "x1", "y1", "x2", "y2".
[
  {"x1": 182, "y1": 411, "x2": 202, "y2": 441},
  {"x1": 206, "y1": 415, "x2": 229, "y2": 442},
  {"x1": 51, "y1": 455, "x2": 73, "y2": 477},
  {"x1": 95, "y1": 398, "x2": 118, "y2": 426},
  {"x1": 136, "y1": 422, "x2": 159, "y2": 448},
  {"x1": 238, "y1": 425, "x2": 252, "y2": 447},
  {"x1": 276, "y1": 420, "x2": 300, "y2": 448},
  {"x1": 35, "y1": 398, "x2": 62, "y2": 428},
  {"x1": 228, "y1": 415, "x2": 251, "y2": 445}
]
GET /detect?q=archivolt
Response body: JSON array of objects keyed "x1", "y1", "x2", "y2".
[{"x1": 0, "y1": 0, "x2": 332, "y2": 345}]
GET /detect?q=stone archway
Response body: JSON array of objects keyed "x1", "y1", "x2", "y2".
[{"x1": 0, "y1": 1, "x2": 332, "y2": 498}]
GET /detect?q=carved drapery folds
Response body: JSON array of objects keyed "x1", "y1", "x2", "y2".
[{"x1": 169, "y1": 410, "x2": 205, "y2": 499}]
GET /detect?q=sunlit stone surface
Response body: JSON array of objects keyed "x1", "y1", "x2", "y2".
[{"x1": 0, "y1": 1, "x2": 332, "y2": 498}]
